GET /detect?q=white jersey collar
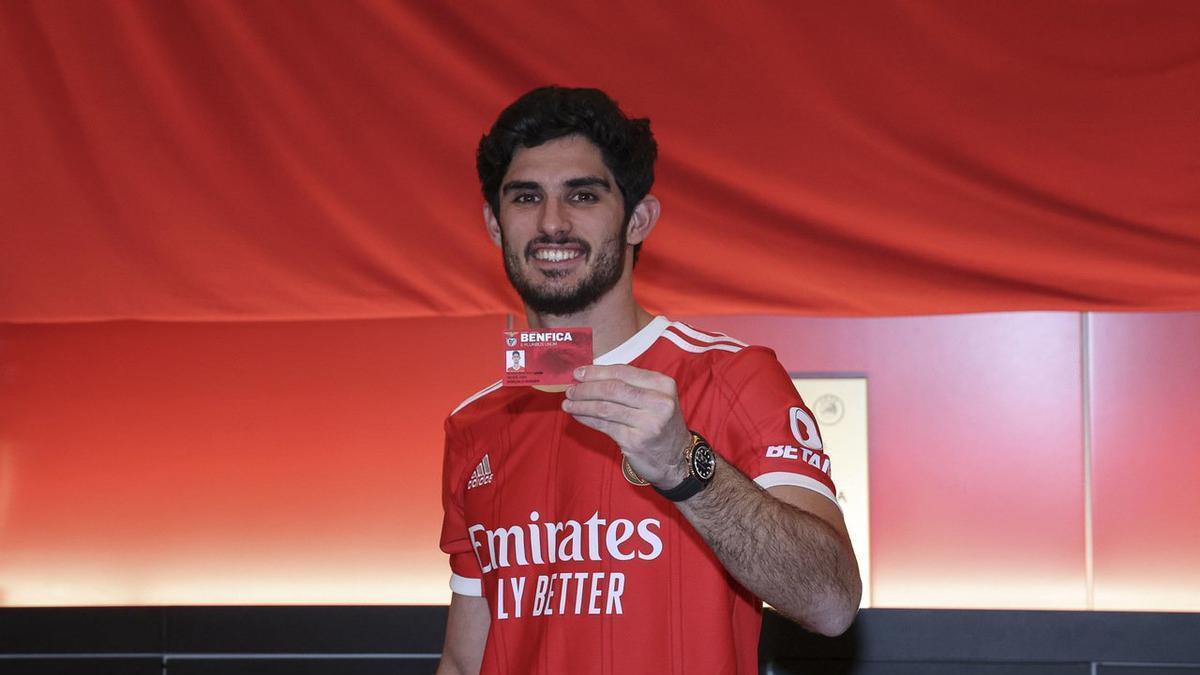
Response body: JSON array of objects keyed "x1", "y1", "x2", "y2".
[{"x1": 594, "y1": 315, "x2": 670, "y2": 366}]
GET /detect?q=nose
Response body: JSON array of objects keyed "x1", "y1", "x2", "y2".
[{"x1": 537, "y1": 197, "x2": 571, "y2": 238}]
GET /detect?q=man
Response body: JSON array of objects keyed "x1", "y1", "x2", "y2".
[
  {"x1": 438, "y1": 86, "x2": 861, "y2": 675},
  {"x1": 506, "y1": 350, "x2": 524, "y2": 372}
]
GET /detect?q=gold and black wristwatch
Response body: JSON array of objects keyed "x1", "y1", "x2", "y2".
[{"x1": 653, "y1": 431, "x2": 716, "y2": 502}]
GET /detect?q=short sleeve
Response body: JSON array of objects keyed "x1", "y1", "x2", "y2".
[
  {"x1": 438, "y1": 416, "x2": 484, "y2": 596},
  {"x1": 713, "y1": 347, "x2": 839, "y2": 507}
]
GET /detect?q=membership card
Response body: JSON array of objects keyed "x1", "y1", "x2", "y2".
[{"x1": 503, "y1": 327, "x2": 593, "y2": 386}]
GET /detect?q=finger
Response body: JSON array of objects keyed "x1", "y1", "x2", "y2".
[
  {"x1": 574, "y1": 364, "x2": 675, "y2": 394},
  {"x1": 566, "y1": 411, "x2": 631, "y2": 444},
  {"x1": 561, "y1": 398, "x2": 639, "y2": 427},
  {"x1": 570, "y1": 382, "x2": 680, "y2": 423},
  {"x1": 565, "y1": 379, "x2": 648, "y2": 408}
]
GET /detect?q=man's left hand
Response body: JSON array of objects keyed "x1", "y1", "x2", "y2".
[{"x1": 562, "y1": 364, "x2": 691, "y2": 487}]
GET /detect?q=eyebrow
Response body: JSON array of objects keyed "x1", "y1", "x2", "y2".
[
  {"x1": 501, "y1": 176, "x2": 612, "y2": 194},
  {"x1": 564, "y1": 176, "x2": 611, "y2": 190},
  {"x1": 501, "y1": 180, "x2": 541, "y2": 194}
]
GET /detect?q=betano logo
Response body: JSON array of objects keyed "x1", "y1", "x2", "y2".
[
  {"x1": 789, "y1": 406, "x2": 824, "y2": 450},
  {"x1": 765, "y1": 444, "x2": 831, "y2": 475},
  {"x1": 766, "y1": 444, "x2": 801, "y2": 459}
]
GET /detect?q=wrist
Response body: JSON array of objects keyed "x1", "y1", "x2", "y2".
[
  {"x1": 658, "y1": 434, "x2": 693, "y2": 488},
  {"x1": 653, "y1": 430, "x2": 716, "y2": 502}
]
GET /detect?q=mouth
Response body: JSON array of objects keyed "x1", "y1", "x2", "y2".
[{"x1": 528, "y1": 243, "x2": 587, "y2": 269}]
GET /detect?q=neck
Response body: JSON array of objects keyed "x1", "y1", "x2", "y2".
[{"x1": 524, "y1": 274, "x2": 654, "y2": 358}]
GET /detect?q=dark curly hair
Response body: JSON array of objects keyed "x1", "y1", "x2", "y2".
[{"x1": 476, "y1": 86, "x2": 658, "y2": 262}]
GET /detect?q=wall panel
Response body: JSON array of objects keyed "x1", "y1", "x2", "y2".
[
  {"x1": 1089, "y1": 312, "x2": 1200, "y2": 611},
  {"x1": 0, "y1": 316, "x2": 504, "y2": 606},
  {"x1": 686, "y1": 313, "x2": 1087, "y2": 609}
]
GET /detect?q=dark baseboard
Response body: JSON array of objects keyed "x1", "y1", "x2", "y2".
[{"x1": 1, "y1": 606, "x2": 1197, "y2": 674}]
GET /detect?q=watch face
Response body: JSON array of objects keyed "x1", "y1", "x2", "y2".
[{"x1": 692, "y1": 442, "x2": 716, "y2": 481}]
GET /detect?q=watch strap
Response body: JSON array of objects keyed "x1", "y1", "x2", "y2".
[{"x1": 654, "y1": 473, "x2": 707, "y2": 502}]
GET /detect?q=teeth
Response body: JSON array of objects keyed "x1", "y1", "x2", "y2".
[{"x1": 534, "y1": 249, "x2": 581, "y2": 262}]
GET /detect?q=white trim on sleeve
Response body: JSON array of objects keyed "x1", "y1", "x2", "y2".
[
  {"x1": 754, "y1": 472, "x2": 840, "y2": 510},
  {"x1": 449, "y1": 573, "x2": 483, "y2": 597}
]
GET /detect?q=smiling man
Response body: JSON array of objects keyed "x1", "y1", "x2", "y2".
[{"x1": 436, "y1": 87, "x2": 861, "y2": 675}]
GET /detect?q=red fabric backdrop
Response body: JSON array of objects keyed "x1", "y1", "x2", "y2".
[{"x1": 2, "y1": 1, "x2": 1198, "y2": 322}]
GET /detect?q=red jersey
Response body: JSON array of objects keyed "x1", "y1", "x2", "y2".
[{"x1": 439, "y1": 317, "x2": 837, "y2": 674}]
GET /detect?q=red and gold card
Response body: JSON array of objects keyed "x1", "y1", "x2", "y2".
[{"x1": 503, "y1": 327, "x2": 593, "y2": 387}]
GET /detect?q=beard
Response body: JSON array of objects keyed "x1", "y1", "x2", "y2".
[{"x1": 501, "y1": 228, "x2": 627, "y2": 316}]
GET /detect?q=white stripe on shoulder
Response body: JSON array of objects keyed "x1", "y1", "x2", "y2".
[
  {"x1": 450, "y1": 573, "x2": 483, "y2": 596},
  {"x1": 670, "y1": 322, "x2": 750, "y2": 347},
  {"x1": 754, "y1": 472, "x2": 840, "y2": 510},
  {"x1": 661, "y1": 330, "x2": 743, "y2": 354},
  {"x1": 595, "y1": 315, "x2": 671, "y2": 365},
  {"x1": 451, "y1": 380, "x2": 503, "y2": 416}
]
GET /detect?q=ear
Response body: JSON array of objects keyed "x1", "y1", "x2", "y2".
[
  {"x1": 625, "y1": 194, "x2": 661, "y2": 246},
  {"x1": 483, "y1": 203, "x2": 503, "y2": 248}
]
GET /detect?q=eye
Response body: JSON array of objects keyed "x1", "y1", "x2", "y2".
[
  {"x1": 512, "y1": 192, "x2": 541, "y2": 204},
  {"x1": 570, "y1": 191, "x2": 598, "y2": 203}
]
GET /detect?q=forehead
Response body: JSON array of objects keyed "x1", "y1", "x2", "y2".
[{"x1": 504, "y1": 134, "x2": 612, "y2": 183}]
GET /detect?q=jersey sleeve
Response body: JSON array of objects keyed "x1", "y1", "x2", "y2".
[
  {"x1": 713, "y1": 346, "x2": 839, "y2": 507},
  {"x1": 438, "y1": 416, "x2": 484, "y2": 596}
]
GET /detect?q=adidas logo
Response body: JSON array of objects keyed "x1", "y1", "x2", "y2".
[{"x1": 467, "y1": 454, "x2": 494, "y2": 490}]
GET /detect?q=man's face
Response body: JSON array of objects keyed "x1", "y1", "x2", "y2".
[
  {"x1": 489, "y1": 135, "x2": 629, "y2": 316},
  {"x1": 511, "y1": 352, "x2": 520, "y2": 365}
]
